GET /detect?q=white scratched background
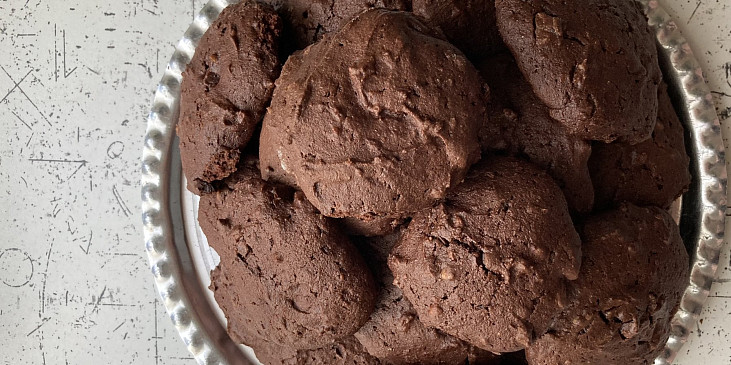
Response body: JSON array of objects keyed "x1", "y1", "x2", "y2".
[{"x1": 0, "y1": 0, "x2": 729, "y2": 364}]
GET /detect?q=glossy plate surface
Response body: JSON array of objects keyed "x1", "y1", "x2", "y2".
[{"x1": 140, "y1": 1, "x2": 728, "y2": 364}]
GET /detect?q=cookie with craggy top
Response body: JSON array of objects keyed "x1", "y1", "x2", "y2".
[
  {"x1": 525, "y1": 203, "x2": 689, "y2": 365},
  {"x1": 260, "y1": 9, "x2": 485, "y2": 219},
  {"x1": 589, "y1": 82, "x2": 691, "y2": 209},
  {"x1": 178, "y1": 1, "x2": 283, "y2": 193},
  {"x1": 201, "y1": 162, "x2": 377, "y2": 349},
  {"x1": 495, "y1": 0, "x2": 662, "y2": 144},
  {"x1": 388, "y1": 157, "x2": 582, "y2": 353}
]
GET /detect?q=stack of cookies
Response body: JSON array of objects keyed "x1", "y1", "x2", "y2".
[{"x1": 178, "y1": 1, "x2": 692, "y2": 364}]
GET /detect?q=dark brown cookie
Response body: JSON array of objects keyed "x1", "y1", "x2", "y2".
[
  {"x1": 178, "y1": 1, "x2": 283, "y2": 194},
  {"x1": 200, "y1": 162, "x2": 377, "y2": 349},
  {"x1": 589, "y1": 82, "x2": 691, "y2": 210},
  {"x1": 525, "y1": 203, "x2": 689, "y2": 365},
  {"x1": 388, "y1": 157, "x2": 582, "y2": 353},
  {"x1": 412, "y1": 0, "x2": 505, "y2": 60},
  {"x1": 260, "y1": 9, "x2": 485, "y2": 219},
  {"x1": 264, "y1": 0, "x2": 411, "y2": 50},
  {"x1": 478, "y1": 53, "x2": 594, "y2": 213},
  {"x1": 494, "y1": 0, "x2": 662, "y2": 144},
  {"x1": 353, "y1": 236, "x2": 472, "y2": 365}
]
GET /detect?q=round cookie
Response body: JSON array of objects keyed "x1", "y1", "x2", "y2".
[
  {"x1": 589, "y1": 82, "x2": 691, "y2": 210},
  {"x1": 200, "y1": 161, "x2": 377, "y2": 349},
  {"x1": 178, "y1": 1, "x2": 283, "y2": 193},
  {"x1": 525, "y1": 203, "x2": 689, "y2": 365},
  {"x1": 478, "y1": 53, "x2": 594, "y2": 213},
  {"x1": 412, "y1": 0, "x2": 505, "y2": 60},
  {"x1": 260, "y1": 9, "x2": 486, "y2": 219},
  {"x1": 494, "y1": 0, "x2": 662, "y2": 144},
  {"x1": 388, "y1": 157, "x2": 582, "y2": 353},
  {"x1": 264, "y1": 0, "x2": 411, "y2": 50},
  {"x1": 353, "y1": 236, "x2": 473, "y2": 365}
]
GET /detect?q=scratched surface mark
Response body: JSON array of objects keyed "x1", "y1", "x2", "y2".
[
  {"x1": 0, "y1": 0, "x2": 729, "y2": 364},
  {"x1": 0, "y1": 0, "x2": 206, "y2": 364}
]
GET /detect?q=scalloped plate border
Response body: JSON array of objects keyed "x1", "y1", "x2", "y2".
[{"x1": 140, "y1": 1, "x2": 728, "y2": 364}]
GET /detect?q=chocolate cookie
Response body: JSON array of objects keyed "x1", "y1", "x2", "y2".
[
  {"x1": 264, "y1": 0, "x2": 411, "y2": 49},
  {"x1": 525, "y1": 203, "x2": 689, "y2": 365},
  {"x1": 178, "y1": 1, "x2": 283, "y2": 193},
  {"x1": 412, "y1": 0, "x2": 505, "y2": 60},
  {"x1": 200, "y1": 162, "x2": 377, "y2": 349},
  {"x1": 388, "y1": 157, "x2": 582, "y2": 353},
  {"x1": 478, "y1": 54, "x2": 594, "y2": 213},
  {"x1": 495, "y1": 0, "x2": 662, "y2": 144},
  {"x1": 260, "y1": 9, "x2": 486, "y2": 219},
  {"x1": 589, "y1": 82, "x2": 691, "y2": 210},
  {"x1": 353, "y1": 236, "x2": 473, "y2": 365}
]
